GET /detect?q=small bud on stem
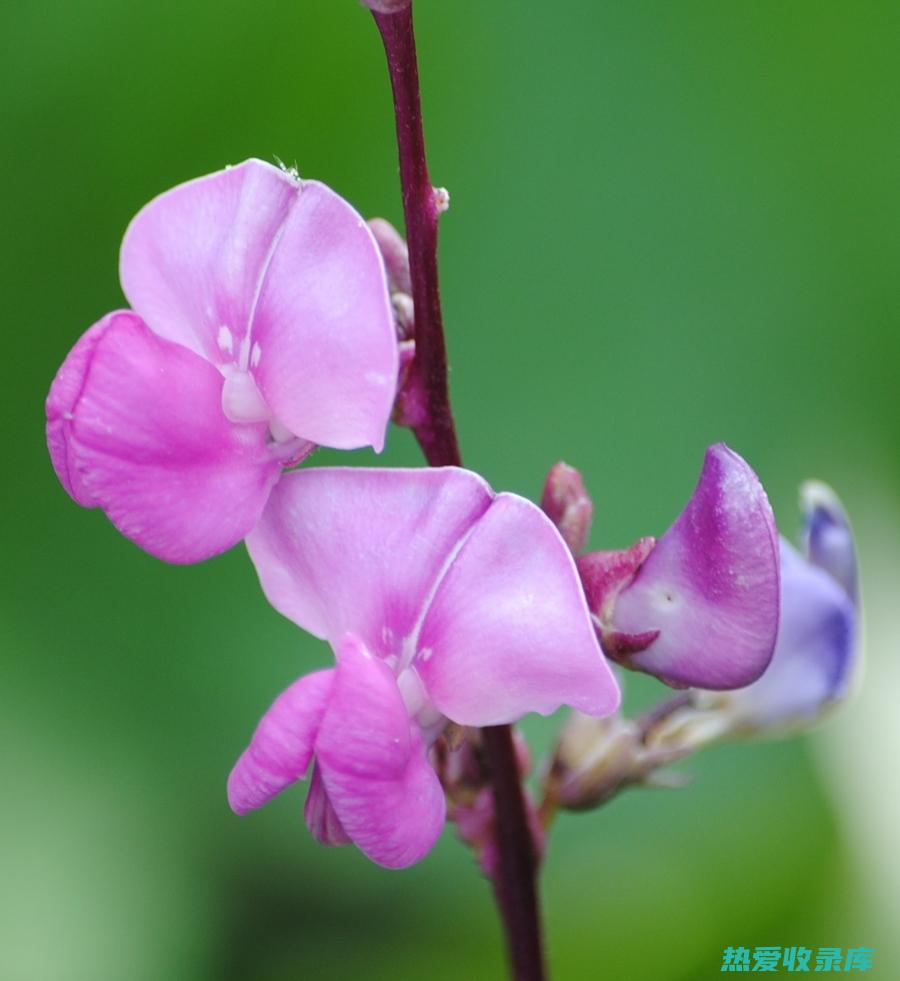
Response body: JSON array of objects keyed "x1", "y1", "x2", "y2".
[{"x1": 541, "y1": 462, "x2": 594, "y2": 555}]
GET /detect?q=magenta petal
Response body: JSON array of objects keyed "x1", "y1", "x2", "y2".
[
  {"x1": 55, "y1": 310, "x2": 281, "y2": 563},
  {"x1": 316, "y1": 635, "x2": 445, "y2": 869},
  {"x1": 46, "y1": 319, "x2": 109, "y2": 506},
  {"x1": 227, "y1": 669, "x2": 334, "y2": 815},
  {"x1": 611, "y1": 444, "x2": 780, "y2": 689},
  {"x1": 249, "y1": 180, "x2": 398, "y2": 451},
  {"x1": 246, "y1": 467, "x2": 493, "y2": 653},
  {"x1": 416, "y1": 494, "x2": 621, "y2": 726}
]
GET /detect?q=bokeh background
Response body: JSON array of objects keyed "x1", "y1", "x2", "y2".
[{"x1": 2, "y1": 1, "x2": 898, "y2": 978}]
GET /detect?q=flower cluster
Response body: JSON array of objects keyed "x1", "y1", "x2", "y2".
[{"x1": 46, "y1": 161, "x2": 860, "y2": 870}]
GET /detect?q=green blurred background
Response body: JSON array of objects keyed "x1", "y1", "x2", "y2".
[{"x1": 2, "y1": 1, "x2": 898, "y2": 978}]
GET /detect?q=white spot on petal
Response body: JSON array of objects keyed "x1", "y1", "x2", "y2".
[{"x1": 217, "y1": 326, "x2": 234, "y2": 354}]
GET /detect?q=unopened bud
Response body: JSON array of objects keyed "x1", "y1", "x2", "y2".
[
  {"x1": 454, "y1": 786, "x2": 545, "y2": 879},
  {"x1": 541, "y1": 462, "x2": 594, "y2": 554},
  {"x1": 546, "y1": 701, "x2": 698, "y2": 812},
  {"x1": 368, "y1": 218, "x2": 411, "y2": 297},
  {"x1": 590, "y1": 444, "x2": 780, "y2": 691},
  {"x1": 655, "y1": 481, "x2": 859, "y2": 742}
]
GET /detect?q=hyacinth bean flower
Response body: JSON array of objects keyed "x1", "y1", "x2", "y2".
[
  {"x1": 689, "y1": 480, "x2": 859, "y2": 734},
  {"x1": 578, "y1": 443, "x2": 780, "y2": 690},
  {"x1": 228, "y1": 467, "x2": 620, "y2": 868},
  {"x1": 46, "y1": 160, "x2": 397, "y2": 563}
]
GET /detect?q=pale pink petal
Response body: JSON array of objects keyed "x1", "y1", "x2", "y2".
[
  {"x1": 57, "y1": 310, "x2": 281, "y2": 563},
  {"x1": 246, "y1": 467, "x2": 493, "y2": 652},
  {"x1": 119, "y1": 159, "x2": 299, "y2": 363},
  {"x1": 249, "y1": 181, "x2": 398, "y2": 451},
  {"x1": 227, "y1": 669, "x2": 334, "y2": 815},
  {"x1": 416, "y1": 494, "x2": 621, "y2": 726},
  {"x1": 611, "y1": 444, "x2": 780, "y2": 689},
  {"x1": 316, "y1": 635, "x2": 445, "y2": 869},
  {"x1": 120, "y1": 159, "x2": 397, "y2": 451}
]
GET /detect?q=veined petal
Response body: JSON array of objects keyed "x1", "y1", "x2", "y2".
[
  {"x1": 416, "y1": 493, "x2": 620, "y2": 726},
  {"x1": 246, "y1": 467, "x2": 493, "y2": 653},
  {"x1": 227, "y1": 669, "x2": 334, "y2": 815},
  {"x1": 52, "y1": 311, "x2": 280, "y2": 563},
  {"x1": 120, "y1": 159, "x2": 397, "y2": 452},
  {"x1": 725, "y1": 538, "x2": 857, "y2": 729},
  {"x1": 316, "y1": 635, "x2": 445, "y2": 869},
  {"x1": 610, "y1": 444, "x2": 780, "y2": 689},
  {"x1": 46, "y1": 318, "x2": 108, "y2": 507},
  {"x1": 249, "y1": 180, "x2": 398, "y2": 451}
]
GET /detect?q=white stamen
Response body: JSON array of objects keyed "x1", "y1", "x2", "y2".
[{"x1": 221, "y1": 369, "x2": 270, "y2": 424}]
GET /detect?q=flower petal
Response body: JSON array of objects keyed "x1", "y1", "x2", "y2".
[
  {"x1": 52, "y1": 310, "x2": 281, "y2": 563},
  {"x1": 316, "y1": 635, "x2": 445, "y2": 869},
  {"x1": 609, "y1": 444, "x2": 780, "y2": 689},
  {"x1": 120, "y1": 159, "x2": 397, "y2": 451},
  {"x1": 246, "y1": 467, "x2": 493, "y2": 653},
  {"x1": 249, "y1": 180, "x2": 398, "y2": 451},
  {"x1": 725, "y1": 539, "x2": 857, "y2": 728},
  {"x1": 416, "y1": 493, "x2": 620, "y2": 726},
  {"x1": 801, "y1": 480, "x2": 858, "y2": 602},
  {"x1": 227, "y1": 669, "x2": 334, "y2": 815},
  {"x1": 120, "y1": 159, "x2": 300, "y2": 363},
  {"x1": 46, "y1": 319, "x2": 108, "y2": 507}
]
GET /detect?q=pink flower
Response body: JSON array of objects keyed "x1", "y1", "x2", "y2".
[
  {"x1": 228, "y1": 467, "x2": 620, "y2": 868},
  {"x1": 46, "y1": 160, "x2": 398, "y2": 563}
]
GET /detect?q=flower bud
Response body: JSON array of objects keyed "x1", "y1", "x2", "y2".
[
  {"x1": 548, "y1": 711, "x2": 645, "y2": 810},
  {"x1": 651, "y1": 481, "x2": 859, "y2": 744},
  {"x1": 541, "y1": 462, "x2": 594, "y2": 554},
  {"x1": 582, "y1": 444, "x2": 780, "y2": 690},
  {"x1": 801, "y1": 480, "x2": 857, "y2": 601},
  {"x1": 368, "y1": 218, "x2": 411, "y2": 298}
]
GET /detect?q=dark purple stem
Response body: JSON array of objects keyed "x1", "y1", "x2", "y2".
[
  {"x1": 481, "y1": 725, "x2": 546, "y2": 981},
  {"x1": 372, "y1": 8, "x2": 546, "y2": 980},
  {"x1": 372, "y1": 5, "x2": 460, "y2": 470}
]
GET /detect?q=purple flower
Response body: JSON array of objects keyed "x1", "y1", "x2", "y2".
[
  {"x1": 228, "y1": 467, "x2": 620, "y2": 868},
  {"x1": 579, "y1": 444, "x2": 781, "y2": 689},
  {"x1": 703, "y1": 481, "x2": 859, "y2": 732},
  {"x1": 46, "y1": 160, "x2": 398, "y2": 563}
]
